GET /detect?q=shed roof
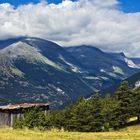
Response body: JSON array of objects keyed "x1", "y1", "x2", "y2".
[{"x1": 0, "y1": 103, "x2": 50, "y2": 110}]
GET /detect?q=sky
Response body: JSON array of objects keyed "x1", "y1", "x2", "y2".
[
  {"x1": 0, "y1": 0, "x2": 140, "y2": 57},
  {"x1": 0, "y1": 0, "x2": 139, "y2": 12},
  {"x1": 0, "y1": 0, "x2": 62, "y2": 5}
]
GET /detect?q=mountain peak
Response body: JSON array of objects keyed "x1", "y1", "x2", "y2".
[
  {"x1": 0, "y1": 37, "x2": 61, "y2": 50},
  {"x1": 118, "y1": 52, "x2": 125, "y2": 57}
]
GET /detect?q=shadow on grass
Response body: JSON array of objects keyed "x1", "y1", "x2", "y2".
[{"x1": 127, "y1": 120, "x2": 140, "y2": 127}]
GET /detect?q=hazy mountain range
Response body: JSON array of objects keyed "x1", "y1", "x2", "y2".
[{"x1": 0, "y1": 37, "x2": 140, "y2": 108}]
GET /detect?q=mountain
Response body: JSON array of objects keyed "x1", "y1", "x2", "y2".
[
  {"x1": 65, "y1": 46, "x2": 140, "y2": 90},
  {"x1": 125, "y1": 72, "x2": 140, "y2": 87},
  {"x1": 131, "y1": 58, "x2": 140, "y2": 67},
  {"x1": 0, "y1": 37, "x2": 93, "y2": 108},
  {"x1": 102, "y1": 70, "x2": 140, "y2": 95},
  {"x1": 0, "y1": 38, "x2": 140, "y2": 108},
  {"x1": 108, "y1": 52, "x2": 140, "y2": 69}
]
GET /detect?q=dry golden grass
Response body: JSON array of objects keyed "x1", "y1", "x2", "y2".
[{"x1": 0, "y1": 125, "x2": 140, "y2": 140}]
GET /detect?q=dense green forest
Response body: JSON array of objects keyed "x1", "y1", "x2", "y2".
[{"x1": 14, "y1": 81, "x2": 140, "y2": 132}]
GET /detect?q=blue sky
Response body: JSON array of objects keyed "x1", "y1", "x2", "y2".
[
  {"x1": 0, "y1": 0, "x2": 65, "y2": 5},
  {"x1": 118, "y1": 0, "x2": 140, "y2": 13},
  {"x1": 0, "y1": 0, "x2": 140, "y2": 13}
]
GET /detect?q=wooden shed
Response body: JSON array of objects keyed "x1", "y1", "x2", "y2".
[{"x1": 0, "y1": 103, "x2": 50, "y2": 127}]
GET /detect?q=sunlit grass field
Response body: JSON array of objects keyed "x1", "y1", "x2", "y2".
[{"x1": 0, "y1": 124, "x2": 140, "y2": 140}]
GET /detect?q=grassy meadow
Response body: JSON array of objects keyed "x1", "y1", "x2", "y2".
[{"x1": 0, "y1": 124, "x2": 140, "y2": 140}]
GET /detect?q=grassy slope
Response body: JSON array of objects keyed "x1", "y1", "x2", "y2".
[{"x1": 0, "y1": 125, "x2": 140, "y2": 140}]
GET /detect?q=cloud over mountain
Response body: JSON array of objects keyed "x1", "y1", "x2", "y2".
[{"x1": 0, "y1": 0, "x2": 140, "y2": 57}]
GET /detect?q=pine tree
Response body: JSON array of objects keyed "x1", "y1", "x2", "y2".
[
  {"x1": 62, "y1": 95, "x2": 105, "y2": 132},
  {"x1": 115, "y1": 81, "x2": 133, "y2": 126},
  {"x1": 132, "y1": 87, "x2": 140, "y2": 121},
  {"x1": 16, "y1": 107, "x2": 46, "y2": 129},
  {"x1": 87, "y1": 94, "x2": 105, "y2": 132},
  {"x1": 102, "y1": 94, "x2": 120, "y2": 130},
  {"x1": 64, "y1": 97, "x2": 89, "y2": 131}
]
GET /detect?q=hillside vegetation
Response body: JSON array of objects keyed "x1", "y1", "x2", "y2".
[{"x1": 0, "y1": 125, "x2": 140, "y2": 140}]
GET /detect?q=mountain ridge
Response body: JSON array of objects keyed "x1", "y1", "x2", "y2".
[{"x1": 0, "y1": 37, "x2": 140, "y2": 108}]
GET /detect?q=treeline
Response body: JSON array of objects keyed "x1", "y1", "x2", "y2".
[{"x1": 14, "y1": 81, "x2": 140, "y2": 132}]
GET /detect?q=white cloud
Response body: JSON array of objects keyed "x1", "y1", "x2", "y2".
[{"x1": 0, "y1": 0, "x2": 140, "y2": 57}]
